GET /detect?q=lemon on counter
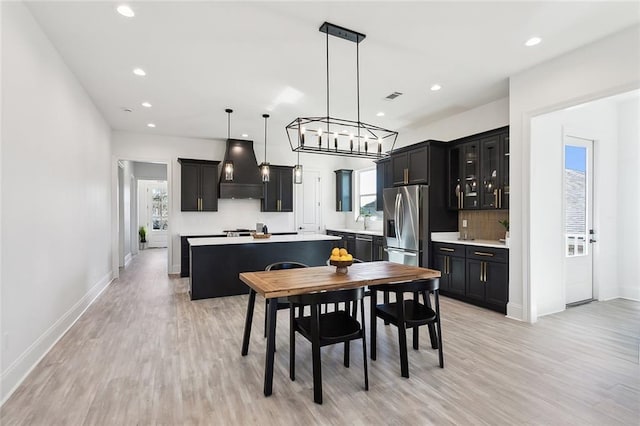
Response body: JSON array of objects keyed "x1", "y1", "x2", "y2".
[
  {"x1": 339, "y1": 248, "x2": 348, "y2": 256},
  {"x1": 331, "y1": 247, "x2": 340, "y2": 256},
  {"x1": 330, "y1": 254, "x2": 340, "y2": 261}
]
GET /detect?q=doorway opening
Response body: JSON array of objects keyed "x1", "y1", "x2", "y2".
[{"x1": 115, "y1": 159, "x2": 169, "y2": 276}]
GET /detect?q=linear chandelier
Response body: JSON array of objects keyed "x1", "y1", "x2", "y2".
[{"x1": 286, "y1": 22, "x2": 398, "y2": 159}]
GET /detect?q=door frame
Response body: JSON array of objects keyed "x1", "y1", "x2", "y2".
[
  {"x1": 561, "y1": 129, "x2": 596, "y2": 305},
  {"x1": 112, "y1": 157, "x2": 172, "y2": 279}
]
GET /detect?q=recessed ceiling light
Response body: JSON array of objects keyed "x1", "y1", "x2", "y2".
[
  {"x1": 141, "y1": 102, "x2": 152, "y2": 108},
  {"x1": 133, "y1": 68, "x2": 146, "y2": 76},
  {"x1": 430, "y1": 84, "x2": 441, "y2": 91},
  {"x1": 116, "y1": 5, "x2": 135, "y2": 18},
  {"x1": 376, "y1": 112, "x2": 385, "y2": 117},
  {"x1": 147, "y1": 123, "x2": 156, "y2": 128},
  {"x1": 525, "y1": 37, "x2": 542, "y2": 47},
  {"x1": 241, "y1": 133, "x2": 249, "y2": 138}
]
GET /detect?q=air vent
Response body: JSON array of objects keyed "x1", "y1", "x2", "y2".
[{"x1": 385, "y1": 91, "x2": 403, "y2": 100}]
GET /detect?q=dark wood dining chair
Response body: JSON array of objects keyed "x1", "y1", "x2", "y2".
[
  {"x1": 370, "y1": 279, "x2": 443, "y2": 378},
  {"x1": 263, "y1": 261, "x2": 309, "y2": 338},
  {"x1": 289, "y1": 287, "x2": 368, "y2": 404}
]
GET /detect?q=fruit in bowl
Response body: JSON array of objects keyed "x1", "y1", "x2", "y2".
[{"x1": 329, "y1": 247, "x2": 353, "y2": 274}]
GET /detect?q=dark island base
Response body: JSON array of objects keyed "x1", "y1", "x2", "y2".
[{"x1": 189, "y1": 239, "x2": 336, "y2": 300}]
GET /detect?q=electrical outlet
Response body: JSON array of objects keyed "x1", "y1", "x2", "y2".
[{"x1": 462, "y1": 219, "x2": 468, "y2": 228}]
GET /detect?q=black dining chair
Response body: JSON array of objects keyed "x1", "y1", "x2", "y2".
[
  {"x1": 289, "y1": 287, "x2": 368, "y2": 404},
  {"x1": 370, "y1": 279, "x2": 443, "y2": 378},
  {"x1": 263, "y1": 261, "x2": 309, "y2": 338}
]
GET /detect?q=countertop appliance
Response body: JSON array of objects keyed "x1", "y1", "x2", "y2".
[{"x1": 383, "y1": 185, "x2": 456, "y2": 267}]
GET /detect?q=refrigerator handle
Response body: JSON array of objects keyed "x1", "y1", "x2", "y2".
[
  {"x1": 394, "y1": 193, "x2": 401, "y2": 242},
  {"x1": 397, "y1": 193, "x2": 404, "y2": 241}
]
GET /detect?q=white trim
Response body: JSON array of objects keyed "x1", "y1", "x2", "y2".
[
  {"x1": 603, "y1": 296, "x2": 640, "y2": 303},
  {"x1": 505, "y1": 303, "x2": 524, "y2": 322},
  {"x1": 1, "y1": 271, "x2": 114, "y2": 405},
  {"x1": 171, "y1": 263, "x2": 181, "y2": 275},
  {"x1": 124, "y1": 252, "x2": 133, "y2": 268}
]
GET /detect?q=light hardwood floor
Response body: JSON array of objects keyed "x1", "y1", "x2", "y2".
[{"x1": 2, "y1": 249, "x2": 639, "y2": 425}]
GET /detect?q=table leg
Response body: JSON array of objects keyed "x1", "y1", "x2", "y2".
[
  {"x1": 264, "y1": 296, "x2": 278, "y2": 396},
  {"x1": 241, "y1": 289, "x2": 256, "y2": 356}
]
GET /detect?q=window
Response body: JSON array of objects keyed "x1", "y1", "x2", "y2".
[{"x1": 356, "y1": 168, "x2": 382, "y2": 221}]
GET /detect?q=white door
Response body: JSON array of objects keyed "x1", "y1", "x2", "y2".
[
  {"x1": 139, "y1": 180, "x2": 168, "y2": 248},
  {"x1": 295, "y1": 169, "x2": 322, "y2": 234},
  {"x1": 564, "y1": 136, "x2": 594, "y2": 304}
]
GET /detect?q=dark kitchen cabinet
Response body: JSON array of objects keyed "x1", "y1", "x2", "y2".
[
  {"x1": 355, "y1": 234, "x2": 373, "y2": 262},
  {"x1": 375, "y1": 158, "x2": 392, "y2": 211},
  {"x1": 178, "y1": 158, "x2": 220, "y2": 211},
  {"x1": 465, "y1": 246, "x2": 509, "y2": 312},
  {"x1": 432, "y1": 243, "x2": 465, "y2": 296},
  {"x1": 501, "y1": 133, "x2": 510, "y2": 209},
  {"x1": 261, "y1": 165, "x2": 293, "y2": 212},
  {"x1": 326, "y1": 230, "x2": 346, "y2": 249},
  {"x1": 448, "y1": 127, "x2": 509, "y2": 211},
  {"x1": 430, "y1": 242, "x2": 508, "y2": 313},
  {"x1": 372, "y1": 236, "x2": 385, "y2": 261},
  {"x1": 480, "y1": 135, "x2": 500, "y2": 209},
  {"x1": 345, "y1": 233, "x2": 356, "y2": 255},
  {"x1": 335, "y1": 169, "x2": 353, "y2": 212},
  {"x1": 391, "y1": 145, "x2": 428, "y2": 186}
]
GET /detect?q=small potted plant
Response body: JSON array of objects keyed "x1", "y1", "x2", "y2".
[
  {"x1": 498, "y1": 220, "x2": 509, "y2": 246},
  {"x1": 139, "y1": 226, "x2": 147, "y2": 250}
]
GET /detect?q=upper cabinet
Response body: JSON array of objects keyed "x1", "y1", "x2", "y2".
[
  {"x1": 178, "y1": 158, "x2": 220, "y2": 212},
  {"x1": 375, "y1": 157, "x2": 392, "y2": 211},
  {"x1": 391, "y1": 145, "x2": 429, "y2": 186},
  {"x1": 261, "y1": 166, "x2": 293, "y2": 212},
  {"x1": 448, "y1": 127, "x2": 509, "y2": 210},
  {"x1": 335, "y1": 169, "x2": 353, "y2": 212}
]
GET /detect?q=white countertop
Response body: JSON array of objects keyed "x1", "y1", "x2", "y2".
[
  {"x1": 326, "y1": 228, "x2": 384, "y2": 237},
  {"x1": 188, "y1": 234, "x2": 341, "y2": 246},
  {"x1": 431, "y1": 232, "x2": 508, "y2": 249}
]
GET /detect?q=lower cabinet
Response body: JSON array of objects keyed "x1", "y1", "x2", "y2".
[
  {"x1": 355, "y1": 235, "x2": 373, "y2": 262},
  {"x1": 432, "y1": 242, "x2": 508, "y2": 313},
  {"x1": 372, "y1": 236, "x2": 385, "y2": 261}
]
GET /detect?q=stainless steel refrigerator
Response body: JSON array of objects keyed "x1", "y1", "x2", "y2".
[{"x1": 384, "y1": 185, "x2": 429, "y2": 267}]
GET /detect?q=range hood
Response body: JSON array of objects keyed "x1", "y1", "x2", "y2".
[{"x1": 219, "y1": 139, "x2": 264, "y2": 199}]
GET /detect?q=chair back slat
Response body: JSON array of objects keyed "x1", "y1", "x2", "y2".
[
  {"x1": 372, "y1": 278, "x2": 439, "y2": 294},
  {"x1": 289, "y1": 287, "x2": 364, "y2": 305},
  {"x1": 266, "y1": 261, "x2": 309, "y2": 271}
]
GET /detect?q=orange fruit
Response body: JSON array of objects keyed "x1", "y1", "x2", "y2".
[
  {"x1": 331, "y1": 247, "x2": 340, "y2": 256},
  {"x1": 339, "y1": 248, "x2": 348, "y2": 256}
]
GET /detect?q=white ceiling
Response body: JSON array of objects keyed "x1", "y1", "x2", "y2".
[{"x1": 26, "y1": 1, "x2": 640, "y2": 146}]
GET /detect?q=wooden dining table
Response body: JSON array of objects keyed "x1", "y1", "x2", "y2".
[{"x1": 239, "y1": 261, "x2": 441, "y2": 396}]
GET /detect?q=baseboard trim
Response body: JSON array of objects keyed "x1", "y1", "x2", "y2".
[
  {"x1": 0, "y1": 271, "x2": 114, "y2": 406},
  {"x1": 506, "y1": 303, "x2": 524, "y2": 321},
  {"x1": 603, "y1": 296, "x2": 640, "y2": 302},
  {"x1": 171, "y1": 263, "x2": 181, "y2": 275}
]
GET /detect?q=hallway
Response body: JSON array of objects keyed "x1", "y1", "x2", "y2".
[{"x1": 1, "y1": 249, "x2": 639, "y2": 425}]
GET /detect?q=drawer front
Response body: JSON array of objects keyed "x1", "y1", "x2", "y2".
[
  {"x1": 432, "y1": 242, "x2": 465, "y2": 258},
  {"x1": 465, "y1": 246, "x2": 508, "y2": 263}
]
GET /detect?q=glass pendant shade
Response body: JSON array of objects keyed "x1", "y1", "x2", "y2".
[
  {"x1": 260, "y1": 162, "x2": 270, "y2": 182},
  {"x1": 294, "y1": 164, "x2": 303, "y2": 184},
  {"x1": 224, "y1": 160, "x2": 234, "y2": 181}
]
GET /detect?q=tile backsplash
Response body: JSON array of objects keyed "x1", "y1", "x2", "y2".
[{"x1": 459, "y1": 210, "x2": 509, "y2": 240}]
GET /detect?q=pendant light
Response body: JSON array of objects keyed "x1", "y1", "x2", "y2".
[
  {"x1": 294, "y1": 150, "x2": 303, "y2": 184},
  {"x1": 260, "y1": 113, "x2": 270, "y2": 182},
  {"x1": 223, "y1": 108, "x2": 234, "y2": 181}
]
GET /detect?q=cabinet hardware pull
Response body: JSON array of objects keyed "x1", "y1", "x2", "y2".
[
  {"x1": 474, "y1": 251, "x2": 494, "y2": 257},
  {"x1": 440, "y1": 247, "x2": 454, "y2": 252},
  {"x1": 446, "y1": 256, "x2": 450, "y2": 274},
  {"x1": 499, "y1": 189, "x2": 502, "y2": 208},
  {"x1": 338, "y1": 200, "x2": 342, "y2": 211},
  {"x1": 484, "y1": 262, "x2": 488, "y2": 282},
  {"x1": 404, "y1": 168, "x2": 408, "y2": 184},
  {"x1": 494, "y1": 189, "x2": 498, "y2": 208},
  {"x1": 480, "y1": 261, "x2": 484, "y2": 282}
]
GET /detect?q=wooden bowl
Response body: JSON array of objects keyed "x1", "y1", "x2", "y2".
[
  {"x1": 251, "y1": 233, "x2": 272, "y2": 239},
  {"x1": 330, "y1": 259, "x2": 353, "y2": 274}
]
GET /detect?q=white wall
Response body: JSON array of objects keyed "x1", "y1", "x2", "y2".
[
  {"x1": 531, "y1": 99, "x2": 620, "y2": 316},
  {"x1": 112, "y1": 131, "x2": 359, "y2": 273},
  {"x1": 510, "y1": 25, "x2": 640, "y2": 321},
  {"x1": 617, "y1": 98, "x2": 640, "y2": 300},
  {"x1": 0, "y1": 2, "x2": 112, "y2": 403},
  {"x1": 398, "y1": 97, "x2": 509, "y2": 146},
  {"x1": 133, "y1": 161, "x2": 167, "y2": 181}
]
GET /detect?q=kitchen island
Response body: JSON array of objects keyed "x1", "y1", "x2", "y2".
[{"x1": 188, "y1": 234, "x2": 341, "y2": 300}]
